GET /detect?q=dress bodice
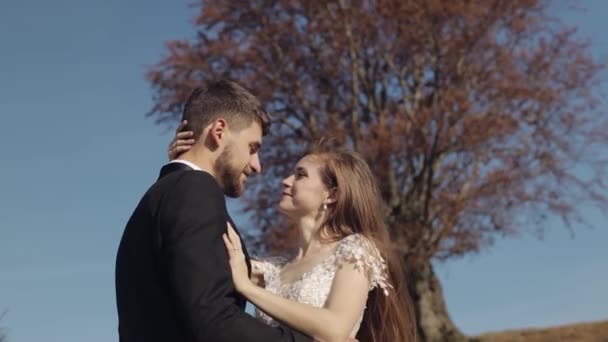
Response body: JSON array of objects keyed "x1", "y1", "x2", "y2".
[{"x1": 253, "y1": 234, "x2": 390, "y2": 338}]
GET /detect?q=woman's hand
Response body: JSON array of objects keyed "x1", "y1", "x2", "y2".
[
  {"x1": 167, "y1": 120, "x2": 195, "y2": 160},
  {"x1": 222, "y1": 222, "x2": 255, "y2": 293}
]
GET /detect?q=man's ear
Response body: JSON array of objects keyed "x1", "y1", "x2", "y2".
[{"x1": 208, "y1": 118, "x2": 229, "y2": 147}]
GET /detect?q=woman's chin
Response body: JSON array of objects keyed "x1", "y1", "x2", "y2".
[
  {"x1": 277, "y1": 203, "x2": 289, "y2": 215},
  {"x1": 277, "y1": 204, "x2": 295, "y2": 218}
]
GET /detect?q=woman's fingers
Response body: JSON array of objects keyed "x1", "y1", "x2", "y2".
[
  {"x1": 175, "y1": 131, "x2": 194, "y2": 141},
  {"x1": 223, "y1": 233, "x2": 234, "y2": 258},
  {"x1": 171, "y1": 133, "x2": 194, "y2": 148},
  {"x1": 226, "y1": 223, "x2": 242, "y2": 251},
  {"x1": 173, "y1": 146, "x2": 191, "y2": 153}
]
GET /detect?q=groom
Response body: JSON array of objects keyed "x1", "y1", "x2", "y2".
[{"x1": 115, "y1": 80, "x2": 312, "y2": 341}]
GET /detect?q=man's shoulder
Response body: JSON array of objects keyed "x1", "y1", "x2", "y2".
[
  {"x1": 155, "y1": 169, "x2": 217, "y2": 188},
  {"x1": 153, "y1": 169, "x2": 224, "y2": 200}
]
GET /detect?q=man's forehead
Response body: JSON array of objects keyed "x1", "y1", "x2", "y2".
[
  {"x1": 242, "y1": 123, "x2": 263, "y2": 142},
  {"x1": 231, "y1": 129, "x2": 261, "y2": 151},
  {"x1": 238, "y1": 120, "x2": 261, "y2": 134}
]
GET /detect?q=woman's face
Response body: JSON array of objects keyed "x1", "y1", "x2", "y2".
[{"x1": 278, "y1": 155, "x2": 331, "y2": 218}]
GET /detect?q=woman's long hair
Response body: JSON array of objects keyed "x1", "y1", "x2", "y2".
[{"x1": 308, "y1": 145, "x2": 417, "y2": 342}]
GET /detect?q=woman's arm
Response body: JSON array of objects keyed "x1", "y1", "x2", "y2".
[
  {"x1": 243, "y1": 262, "x2": 368, "y2": 342},
  {"x1": 223, "y1": 224, "x2": 369, "y2": 342}
]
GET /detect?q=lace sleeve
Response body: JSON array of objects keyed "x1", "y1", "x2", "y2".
[{"x1": 333, "y1": 234, "x2": 391, "y2": 296}]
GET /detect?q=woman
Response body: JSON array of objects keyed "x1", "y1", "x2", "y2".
[{"x1": 170, "y1": 121, "x2": 416, "y2": 342}]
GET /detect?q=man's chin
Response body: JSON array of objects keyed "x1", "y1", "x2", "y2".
[
  {"x1": 224, "y1": 188, "x2": 243, "y2": 198},
  {"x1": 224, "y1": 183, "x2": 245, "y2": 198}
]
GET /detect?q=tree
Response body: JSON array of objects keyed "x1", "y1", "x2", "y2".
[
  {"x1": 147, "y1": 1, "x2": 607, "y2": 340},
  {"x1": 0, "y1": 310, "x2": 7, "y2": 342}
]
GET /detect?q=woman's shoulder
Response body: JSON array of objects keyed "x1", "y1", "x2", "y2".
[
  {"x1": 335, "y1": 233, "x2": 379, "y2": 255},
  {"x1": 333, "y1": 233, "x2": 391, "y2": 294}
]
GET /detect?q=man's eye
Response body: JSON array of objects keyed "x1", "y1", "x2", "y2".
[{"x1": 250, "y1": 144, "x2": 260, "y2": 154}]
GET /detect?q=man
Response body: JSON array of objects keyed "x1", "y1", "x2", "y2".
[{"x1": 115, "y1": 80, "x2": 312, "y2": 341}]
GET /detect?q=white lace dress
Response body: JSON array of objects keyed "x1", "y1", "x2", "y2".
[{"x1": 253, "y1": 234, "x2": 390, "y2": 338}]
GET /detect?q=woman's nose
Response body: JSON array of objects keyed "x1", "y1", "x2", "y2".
[{"x1": 282, "y1": 175, "x2": 294, "y2": 188}]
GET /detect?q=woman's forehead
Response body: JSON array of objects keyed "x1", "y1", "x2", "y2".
[{"x1": 297, "y1": 154, "x2": 324, "y2": 168}]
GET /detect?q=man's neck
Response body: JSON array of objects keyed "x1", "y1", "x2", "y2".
[{"x1": 176, "y1": 150, "x2": 216, "y2": 179}]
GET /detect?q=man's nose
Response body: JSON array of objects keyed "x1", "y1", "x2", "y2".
[{"x1": 250, "y1": 154, "x2": 261, "y2": 174}]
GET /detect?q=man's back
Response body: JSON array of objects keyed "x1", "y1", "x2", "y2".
[
  {"x1": 116, "y1": 169, "x2": 185, "y2": 341},
  {"x1": 115, "y1": 165, "x2": 239, "y2": 341}
]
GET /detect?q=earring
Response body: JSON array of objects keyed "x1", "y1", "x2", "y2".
[{"x1": 323, "y1": 203, "x2": 328, "y2": 210}]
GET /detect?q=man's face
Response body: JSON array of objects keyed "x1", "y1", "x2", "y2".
[{"x1": 214, "y1": 122, "x2": 263, "y2": 198}]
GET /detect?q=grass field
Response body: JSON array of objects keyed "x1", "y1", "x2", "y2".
[{"x1": 473, "y1": 320, "x2": 608, "y2": 342}]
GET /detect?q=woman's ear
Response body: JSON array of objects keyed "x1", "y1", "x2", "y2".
[{"x1": 325, "y1": 187, "x2": 338, "y2": 205}]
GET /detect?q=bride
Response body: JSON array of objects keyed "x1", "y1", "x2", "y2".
[{"x1": 170, "y1": 122, "x2": 416, "y2": 342}]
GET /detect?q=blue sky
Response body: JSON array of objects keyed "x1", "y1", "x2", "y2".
[{"x1": 0, "y1": 1, "x2": 606, "y2": 341}]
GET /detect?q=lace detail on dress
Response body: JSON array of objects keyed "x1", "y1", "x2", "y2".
[
  {"x1": 253, "y1": 234, "x2": 390, "y2": 337},
  {"x1": 333, "y1": 234, "x2": 391, "y2": 295},
  {"x1": 253, "y1": 255, "x2": 289, "y2": 277}
]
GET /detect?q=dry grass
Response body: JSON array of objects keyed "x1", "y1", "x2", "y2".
[{"x1": 473, "y1": 320, "x2": 608, "y2": 342}]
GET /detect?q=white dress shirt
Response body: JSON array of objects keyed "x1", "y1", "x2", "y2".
[{"x1": 169, "y1": 159, "x2": 202, "y2": 171}]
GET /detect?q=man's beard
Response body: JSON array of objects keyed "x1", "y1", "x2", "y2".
[{"x1": 214, "y1": 144, "x2": 244, "y2": 198}]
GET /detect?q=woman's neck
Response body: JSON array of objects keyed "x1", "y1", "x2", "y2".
[{"x1": 293, "y1": 214, "x2": 328, "y2": 259}]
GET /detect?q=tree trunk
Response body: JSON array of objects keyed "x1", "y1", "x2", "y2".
[{"x1": 407, "y1": 259, "x2": 468, "y2": 342}]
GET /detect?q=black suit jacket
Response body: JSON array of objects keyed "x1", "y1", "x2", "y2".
[{"x1": 116, "y1": 162, "x2": 312, "y2": 342}]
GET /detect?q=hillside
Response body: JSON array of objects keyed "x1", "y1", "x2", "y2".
[{"x1": 474, "y1": 320, "x2": 608, "y2": 342}]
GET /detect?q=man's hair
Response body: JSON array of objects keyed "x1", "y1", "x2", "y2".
[{"x1": 181, "y1": 80, "x2": 270, "y2": 139}]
